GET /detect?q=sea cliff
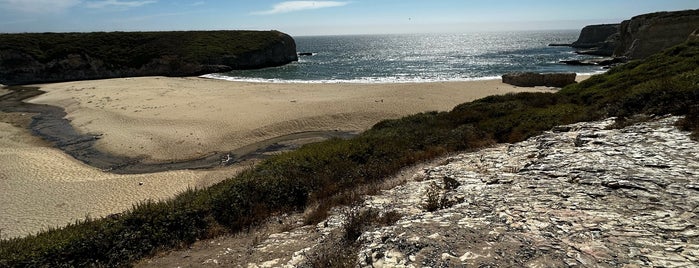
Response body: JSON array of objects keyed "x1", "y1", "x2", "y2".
[
  {"x1": 565, "y1": 9, "x2": 699, "y2": 59},
  {"x1": 571, "y1": 24, "x2": 620, "y2": 56},
  {"x1": 615, "y1": 9, "x2": 699, "y2": 58},
  {"x1": 0, "y1": 30, "x2": 298, "y2": 85}
]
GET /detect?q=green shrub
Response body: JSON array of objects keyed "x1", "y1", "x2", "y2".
[
  {"x1": 0, "y1": 31, "x2": 287, "y2": 67},
  {"x1": 2, "y1": 41, "x2": 698, "y2": 267}
]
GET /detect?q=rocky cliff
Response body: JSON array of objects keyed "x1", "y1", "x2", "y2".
[
  {"x1": 0, "y1": 30, "x2": 298, "y2": 85},
  {"x1": 572, "y1": 24, "x2": 620, "y2": 48},
  {"x1": 571, "y1": 24, "x2": 620, "y2": 56},
  {"x1": 615, "y1": 9, "x2": 699, "y2": 58}
]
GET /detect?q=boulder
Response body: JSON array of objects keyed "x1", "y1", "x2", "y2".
[
  {"x1": 502, "y1": 72, "x2": 576, "y2": 88},
  {"x1": 614, "y1": 9, "x2": 699, "y2": 59}
]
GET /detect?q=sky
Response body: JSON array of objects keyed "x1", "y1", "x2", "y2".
[{"x1": 0, "y1": 0, "x2": 696, "y2": 36}]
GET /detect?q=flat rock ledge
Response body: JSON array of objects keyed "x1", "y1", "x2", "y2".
[
  {"x1": 141, "y1": 116, "x2": 698, "y2": 267},
  {"x1": 502, "y1": 72, "x2": 577, "y2": 87},
  {"x1": 355, "y1": 116, "x2": 698, "y2": 267}
]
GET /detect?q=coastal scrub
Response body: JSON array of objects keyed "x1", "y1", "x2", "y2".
[{"x1": 1, "y1": 40, "x2": 697, "y2": 267}]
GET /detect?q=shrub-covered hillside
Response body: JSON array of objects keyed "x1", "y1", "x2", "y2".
[
  {"x1": 0, "y1": 30, "x2": 298, "y2": 85},
  {"x1": 1, "y1": 41, "x2": 697, "y2": 267}
]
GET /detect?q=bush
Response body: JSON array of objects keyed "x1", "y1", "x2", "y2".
[{"x1": 2, "y1": 41, "x2": 698, "y2": 267}]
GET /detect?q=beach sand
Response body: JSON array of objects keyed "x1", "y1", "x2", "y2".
[{"x1": 1, "y1": 76, "x2": 588, "y2": 238}]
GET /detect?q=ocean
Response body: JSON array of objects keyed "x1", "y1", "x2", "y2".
[{"x1": 205, "y1": 30, "x2": 605, "y2": 83}]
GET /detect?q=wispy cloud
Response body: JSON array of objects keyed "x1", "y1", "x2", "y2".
[
  {"x1": 117, "y1": 11, "x2": 192, "y2": 23},
  {"x1": 0, "y1": 0, "x2": 80, "y2": 13},
  {"x1": 85, "y1": 0, "x2": 156, "y2": 9},
  {"x1": 253, "y1": 1, "x2": 349, "y2": 15}
]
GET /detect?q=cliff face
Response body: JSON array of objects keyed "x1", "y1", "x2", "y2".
[
  {"x1": 615, "y1": 9, "x2": 699, "y2": 58},
  {"x1": 0, "y1": 31, "x2": 298, "y2": 85},
  {"x1": 572, "y1": 24, "x2": 620, "y2": 49},
  {"x1": 569, "y1": 24, "x2": 620, "y2": 56}
]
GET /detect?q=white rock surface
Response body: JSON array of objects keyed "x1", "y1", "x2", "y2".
[{"x1": 141, "y1": 116, "x2": 698, "y2": 267}]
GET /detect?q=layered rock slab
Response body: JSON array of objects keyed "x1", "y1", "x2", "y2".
[
  {"x1": 140, "y1": 116, "x2": 699, "y2": 267},
  {"x1": 358, "y1": 116, "x2": 698, "y2": 267}
]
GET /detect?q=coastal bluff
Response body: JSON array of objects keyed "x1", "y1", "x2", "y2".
[
  {"x1": 615, "y1": 9, "x2": 699, "y2": 59},
  {"x1": 560, "y1": 9, "x2": 698, "y2": 59},
  {"x1": 571, "y1": 24, "x2": 620, "y2": 56},
  {"x1": 0, "y1": 30, "x2": 298, "y2": 85}
]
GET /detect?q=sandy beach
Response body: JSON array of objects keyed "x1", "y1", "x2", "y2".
[{"x1": 1, "y1": 76, "x2": 587, "y2": 238}]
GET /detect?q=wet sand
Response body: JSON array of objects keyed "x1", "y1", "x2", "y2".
[{"x1": 0, "y1": 76, "x2": 587, "y2": 238}]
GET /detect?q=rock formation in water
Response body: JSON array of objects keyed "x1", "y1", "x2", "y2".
[
  {"x1": 615, "y1": 9, "x2": 699, "y2": 59},
  {"x1": 571, "y1": 24, "x2": 620, "y2": 56},
  {"x1": 501, "y1": 72, "x2": 576, "y2": 87},
  {"x1": 0, "y1": 30, "x2": 298, "y2": 85}
]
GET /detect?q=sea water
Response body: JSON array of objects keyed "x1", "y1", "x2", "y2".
[{"x1": 205, "y1": 30, "x2": 605, "y2": 83}]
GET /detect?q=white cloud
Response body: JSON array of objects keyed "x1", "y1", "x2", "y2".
[
  {"x1": 253, "y1": 1, "x2": 349, "y2": 15},
  {"x1": 85, "y1": 0, "x2": 156, "y2": 9},
  {"x1": 0, "y1": 0, "x2": 80, "y2": 13}
]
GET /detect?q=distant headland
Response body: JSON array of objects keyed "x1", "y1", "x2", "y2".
[
  {"x1": 554, "y1": 9, "x2": 699, "y2": 60},
  {"x1": 0, "y1": 30, "x2": 298, "y2": 85}
]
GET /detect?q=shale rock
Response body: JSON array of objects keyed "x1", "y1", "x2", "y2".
[{"x1": 502, "y1": 72, "x2": 576, "y2": 87}]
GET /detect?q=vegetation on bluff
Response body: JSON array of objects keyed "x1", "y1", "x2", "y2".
[
  {"x1": 1, "y1": 41, "x2": 697, "y2": 267},
  {"x1": 0, "y1": 30, "x2": 297, "y2": 85},
  {"x1": 0, "y1": 31, "x2": 286, "y2": 67}
]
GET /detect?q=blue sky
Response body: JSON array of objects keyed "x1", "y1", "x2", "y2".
[{"x1": 0, "y1": 0, "x2": 696, "y2": 36}]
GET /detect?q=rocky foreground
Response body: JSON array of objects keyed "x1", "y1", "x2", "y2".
[{"x1": 141, "y1": 116, "x2": 698, "y2": 267}]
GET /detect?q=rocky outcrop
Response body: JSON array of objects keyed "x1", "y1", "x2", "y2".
[
  {"x1": 571, "y1": 24, "x2": 620, "y2": 56},
  {"x1": 354, "y1": 116, "x2": 699, "y2": 267},
  {"x1": 560, "y1": 57, "x2": 627, "y2": 68},
  {"x1": 615, "y1": 9, "x2": 699, "y2": 59},
  {"x1": 502, "y1": 72, "x2": 576, "y2": 87},
  {"x1": 0, "y1": 31, "x2": 298, "y2": 85},
  {"x1": 144, "y1": 116, "x2": 699, "y2": 267},
  {"x1": 572, "y1": 24, "x2": 620, "y2": 48},
  {"x1": 688, "y1": 28, "x2": 699, "y2": 42}
]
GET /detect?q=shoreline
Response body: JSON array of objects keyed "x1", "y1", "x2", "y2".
[
  {"x1": 27, "y1": 76, "x2": 571, "y2": 163},
  {"x1": 0, "y1": 86, "x2": 356, "y2": 173},
  {"x1": 201, "y1": 72, "x2": 600, "y2": 84},
  {"x1": 1, "y1": 75, "x2": 590, "y2": 238}
]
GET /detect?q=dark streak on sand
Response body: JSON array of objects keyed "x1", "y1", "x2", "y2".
[{"x1": 0, "y1": 86, "x2": 356, "y2": 174}]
